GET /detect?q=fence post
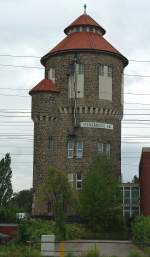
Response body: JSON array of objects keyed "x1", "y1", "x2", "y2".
[{"x1": 59, "y1": 241, "x2": 65, "y2": 257}]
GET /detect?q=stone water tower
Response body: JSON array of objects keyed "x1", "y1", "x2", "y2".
[{"x1": 29, "y1": 7, "x2": 128, "y2": 215}]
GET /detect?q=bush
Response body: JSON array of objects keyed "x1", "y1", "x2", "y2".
[
  {"x1": 128, "y1": 250, "x2": 143, "y2": 257},
  {"x1": 81, "y1": 248, "x2": 101, "y2": 257},
  {"x1": 18, "y1": 219, "x2": 55, "y2": 243},
  {"x1": 0, "y1": 243, "x2": 41, "y2": 257},
  {"x1": 132, "y1": 216, "x2": 150, "y2": 244},
  {"x1": 0, "y1": 205, "x2": 17, "y2": 223}
]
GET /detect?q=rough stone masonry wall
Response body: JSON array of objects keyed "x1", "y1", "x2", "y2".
[{"x1": 31, "y1": 51, "x2": 124, "y2": 215}]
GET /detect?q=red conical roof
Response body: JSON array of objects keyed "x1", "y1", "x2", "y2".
[
  {"x1": 29, "y1": 79, "x2": 59, "y2": 95},
  {"x1": 50, "y1": 32, "x2": 120, "y2": 55},
  {"x1": 64, "y1": 14, "x2": 106, "y2": 35},
  {"x1": 41, "y1": 12, "x2": 128, "y2": 67}
]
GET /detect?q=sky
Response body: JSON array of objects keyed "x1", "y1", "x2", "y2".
[{"x1": 0, "y1": 0, "x2": 150, "y2": 191}]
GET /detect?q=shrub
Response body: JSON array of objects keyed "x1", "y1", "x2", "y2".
[
  {"x1": 81, "y1": 248, "x2": 101, "y2": 257},
  {"x1": 0, "y1": 243, "x2": 41, "y2": 257},
  {"x1": 128, "y1": 250, "x2": 143, "y2": 257},
  {"x1": 132, "y1": 216, "x2": 150, "y2": 244},
  {"x1": 18, "y1": 219, "x2": 55, "y2": 243}
]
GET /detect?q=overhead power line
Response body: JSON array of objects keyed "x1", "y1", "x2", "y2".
[
  {"x1": 1, "y1": 54, "x2": 150, "y2": 63},
  {"x1": 1, "y1": 62, "x2": 150, "y2": 78},
  {"x1": 0, "y1": 64, "x2": 43, "y2": 69}
]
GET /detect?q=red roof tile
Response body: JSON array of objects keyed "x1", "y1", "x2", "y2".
[
  {"x1": 29, "y1": 79, "x2": 59, "y2": 94},
  {"x1": 64, "y1": 14, "x2": 105, "y2": 35},
  {"x1": 50, "y1": 32, "x2": 120, "y2": 55}
]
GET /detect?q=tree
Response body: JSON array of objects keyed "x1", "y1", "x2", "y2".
[
  {"x1": 132, "y1": 175, "x2": 139, "y2": 183},
  {"x1": 11, "y1": 188, "x2": 33, "y2": 213},
  {"x1": 0, "y1": 153, "x2": 13, "y2": 207},
  {"x1": 80, "y1": 154, "x2": 122, "y2": 232},
  {"x1": 38, "y1": 166, "x2": 75, "y2": 239}
]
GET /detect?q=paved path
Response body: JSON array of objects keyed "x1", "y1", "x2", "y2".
[{"x1": 56, "y1": 240, "x2": 141, "y2": 257}]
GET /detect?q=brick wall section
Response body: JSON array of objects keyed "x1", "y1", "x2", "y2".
[
  {"x1": 139, "y1": 150, "x2": 150, "y2": 215},
  {"x1": 31, "y1": 51, "x2": 124, "y2": 215}
]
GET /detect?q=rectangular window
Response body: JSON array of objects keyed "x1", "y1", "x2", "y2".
[
  {"x1": 47, "y1": 202, "x2": 52, "y2": 214},
  {"x1": 107, "y1": 65, "x2": 113, "y2": 77},
  {"x1": 99, "y1": 64, "x2": 104, "y2": 76},
  {"x1": 99, "y1": 64, "x2": 112, "y2": 101},
  {"x1": 98, "y1": 143, "x2": 111, "y2": 156},
  {"x1": 98, "y1": 143, "x2": 103, "y2": 153},
  {"x1": 76, "y1": 142, "x2": 83, "y2": 159},
  {"x1": 76, "y1": 172, "x2": 82, "y2": 190},
  {"x1": 105, "y1": 143, "x2": 111, "y2": 156},
  {"x1": 48, "y1": 136, "x2": 53, "y2": 150},
  {"x1": 76, "y1": 64, "x2": 84, "y2": 74},
  {"x1": 48, "y1": 68, "x2": 55, "y2": 83},
  {"x1": 67, "y1": 142, "x2": 74, "y2": 159}
]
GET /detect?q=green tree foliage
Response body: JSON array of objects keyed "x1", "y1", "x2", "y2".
[
  {"x1": 132, "y1": 175, "x2": 139, "y2": 183},
  {"x1": 132, "y1": 216, "x2": 150, "y2": 244},
  {"x1": 11, "y1": 188, "x2": 33, "y2": 213},
  {"x1": 38, "y1": 166, "x2": 75, "y2": 239},
  {"x1": 0, "y1": 153, "x2": 13, "y2": 207},
  {"x1": 80, "y1": 154, "x2": 122, "y2": 232}
]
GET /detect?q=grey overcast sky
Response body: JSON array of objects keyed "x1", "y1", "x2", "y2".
[{"x1": 0, "y1": 0, "x2": 150, "y2": 191}]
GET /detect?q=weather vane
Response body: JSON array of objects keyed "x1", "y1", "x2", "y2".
[{"x1": 84, "y1": 4, "x2": 87, "y2": 14}]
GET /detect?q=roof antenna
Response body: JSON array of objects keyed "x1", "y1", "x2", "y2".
[{"x1": 84, "y1": 4, "x2": 87, "y2": 14}]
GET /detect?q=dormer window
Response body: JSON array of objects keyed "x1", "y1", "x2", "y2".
[
  {"x1": 48, "y1": 68, "x2": 55, "y2": 83},
  {"x1": 82, "y1": 27, "x2": 86, "y2": 32}
]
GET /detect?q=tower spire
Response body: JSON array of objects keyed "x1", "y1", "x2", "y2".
[{"x1": 84, "y1": 4, "x2": 87, "y2": 14}]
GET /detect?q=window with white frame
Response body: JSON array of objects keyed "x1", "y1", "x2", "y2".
[
  {"x1": 99, "y1": 64, "x2": 104, "y2": 76},
  {"x1": 105, "y1": 143, "x2": 111, "y2": 156},
  {"x1": 76, "y1": 142, "x2": 83, "y2": 159},
  {"x1": 48, "y1": 68, "x2": 55, "y2": 83},
  {"x1": 98, "y1": 64, "x2": 113, "y2": 77},
  {"x1": 97, "y1": 142, "x2": 103, "y2": 153},
  {"x1": 98, "y1": 143, "x2": 111, "y2": 156},
  {"x1": 67, "y1": 141, "x2": 84, "y2": 159},
  {"x1": 107, "y1": 65, "x2": 113, "y2": 77},
  {"x1": 77, "y1": 64, "x2": 84, "y2": 75},
  {"x1": 76, "y1": 172, "x2": 82, "y2": 190},
  {"x1": 67, "y1": 141, "x2": 74, "y2": 159}
]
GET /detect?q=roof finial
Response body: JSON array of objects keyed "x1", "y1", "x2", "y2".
[{"x1": 84, "y1": 4, "x2": 87, "y2": 14}]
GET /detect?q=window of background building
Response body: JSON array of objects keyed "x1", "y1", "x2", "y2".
[
  {"x1": 67, "y1": 142, "x2": 74, "y2": 159},
  {"x1": 76, "y1": 142, "x2": 83, "y2": 159},
  {"x1": 132, "y1": 188, "x2": 139, "y2": 206},
  {"x1": 124, "y1": 188, "x2": 130, "y2": 206},
  {"x1": 76, "y1": 172, "x2": 82, "y2": 190},
  {"x1": 48, "y1": 68, "x2": 55, "y2": 83}
]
